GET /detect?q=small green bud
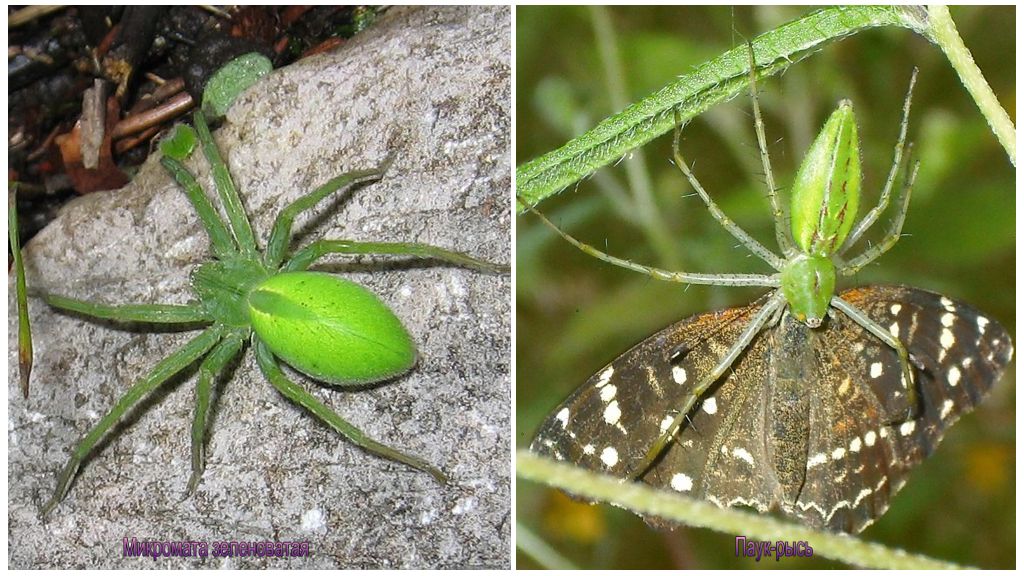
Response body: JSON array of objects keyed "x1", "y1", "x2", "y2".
[
  {"x1": 248, "y1": 271, "x2": 416, "y2": 386},
  {"x1": 790, "y1": 100, "x2": 861, "y2": 257}
]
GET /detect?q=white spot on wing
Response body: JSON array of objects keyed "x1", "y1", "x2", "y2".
[
  {"x1": 671, "y1": 473, "x2": 693, "y2": 492},
  {"x1": 977, "y1": 316, "x2": 990, "y2": 332},
  {"x1": 832, "y1": 447, "x2": 846, "y2": 460},
  {"x1": 864, "y1": 431, "x2": 877, "y2": 447},
  {"x1": 900, "y1": 421, "x2": 916, "y2": 436},
  {"x1": 583, "y1": 444, "x2": 595, "y2": 455},
  {"x1": 659, "y1": 414, "x2": 674, "y2": 433},
  {"x1": 603, "y1": 401, "x2": 621, "y2": 425},
  {"x1": 889, "y1": 322, "x2": 900, "y2": 338},
  {"x1": 940, "y1": 328, "x2": 955, "y2": 350},
  {"x1": 600, "y1": 447, "x2": 619, "y2": 467},
  {"x1": 941, "y1": 312, "x2": 955, "y2": 327},
  {"x1": 600, "y1": 384, "x2": 617, "y2": 402},
  {"x1": 940, "y1": 296, "x2": 955, "y2": 312},
  {"x1": 596, "y1": 366, "x2": 614, "y2": 388},
  {"x1": 948, "y1": 366, "x2": 961, "y2": 387},
  {"x1": 890, "y1": 304, "x2": 902, "y2": 315},
  {"x1": 940, "y1": 399, "x2": 954, "y2": 419},
  {"x1": 672, "y1": 366, "x2": 687, "y2": 385},
  {"x1": 849, "y1": 437, "x2": 862, "y2": 452},
  {"x1": 703, "y1": 396, "x2": 718, "y2": 415},
  {"x1": 870, "y1": 362, "x2": 883, "y2": 378},
  {"x1": 556, "y1": 408, "x2": 569, "y2": 429}
]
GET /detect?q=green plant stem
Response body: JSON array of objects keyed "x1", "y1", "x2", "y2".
[
  {"x1": 926, "y1": 6, "x2": 1015, "y2": 166},
  {"x1": 517, "y1": 451, "x2": 968, "y2": 569}
]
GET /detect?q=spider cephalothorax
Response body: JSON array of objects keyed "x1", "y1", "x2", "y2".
[{"x1": 37, "y1": 111, "x2": 506, "y2": 515}]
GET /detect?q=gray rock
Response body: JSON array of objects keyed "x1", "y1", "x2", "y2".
[{"x1": 8, "y1": 6, "x2": 510, "y2": 569}]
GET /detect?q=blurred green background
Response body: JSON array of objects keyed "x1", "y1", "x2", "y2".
[{"x1": 516, "y1": 6, "x2": 1014, "y2": 569}]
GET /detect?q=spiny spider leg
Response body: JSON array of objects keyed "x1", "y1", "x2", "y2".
[
  {"x1": 186, "y1": 332, "x2": 246, "y2": 497},
  {"x1": 830, "y1": 296, "x2": 918, "y2": 420},
  {"x1": 637, "y1": 290, "x2": 788, "y2": 477},
  {"x1": 284, "y1": 239, "x2": 508, "y2": 274},
  {"x1": 160, "y1": 154, "x2": 237, "y2": 260},
  {"x1": 839, "y1": 150, "x2": 919, "y2": 276},
  {"x1": 41, "y1": 326, "x2": 227, "y2": 516},
  {"x1": 672, "y1": 109, "x2": 785, "y2": 270},
  {"x1": 41, "y1": 294, "x2": 211, "y2": 324},
  {"x1": 745, "y1": 42, "x2": 795, "y2": 258},
  {"x1": 193, "y1": 111, "x2": 258, "y2": 257},
  {"x1": 264, "y1": 154, "x2": 396, "y2": 269},
  {"x1": 840, "y1": 69, "x2": 918, "y2": 255},
  {"x1": 522, "y1": 203, "x2": 780, "y2": 287},
  {"x1": 253, "y1": 339, "x2": 447, "y2": 484}
]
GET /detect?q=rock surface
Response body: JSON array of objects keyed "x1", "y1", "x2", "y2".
[{"x1": 8, "y1": 6, "x2": 510, "y2": 568}]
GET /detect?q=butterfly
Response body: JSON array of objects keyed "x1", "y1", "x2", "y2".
[{"x1": 531, "y1": 285, "x2": 1012, "y2": 533}]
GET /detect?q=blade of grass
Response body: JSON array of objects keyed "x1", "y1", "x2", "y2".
[{"x1": 9, "y1": 185, "x2": 32, "y2": 398}]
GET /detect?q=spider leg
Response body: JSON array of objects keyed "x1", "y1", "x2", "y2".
[
  {"x1": 745, "y1": 42, "x2": 795, "y2": 258},
  {"x1": 838, "y1": 150, "x2": 919, "y2": 276},
  {"x1": 636, "y1": 290, "x2": 787, "y2": 478},
  {"x1": 284, "y1": 239, "x2": 508, "y2": 275},
  {"x1": 522, "y1": 203, "x2": 779, "y2": 287},
  {"x1": 830, "y1": 296, "x2": 918, "y2": 420},
  {"x1": 839, "y1": 69, "x2": 917, "y2": 256},
  {"x1": 185, "y1": 332, "x2": 246, "y2": 497},
  {"x1": 264, "y1": 155, "x2": 395, "y2": 269},
  {"x1": 41, "y1": 326, "x2": 226, "y2": 516},
  {"x1": 254, "y1": 339, "x2": 447, "y2": 484},
  {"x1": 42, "y1": 294, "x2": 211, "y2": 324},
  {"x1": 161, "y1": 155, "x2": 237, "y2": 259},
  {"x1": 193, "y1": 111, "x2": 258, "y2": 257},
  {"x1": 672, "y1": 107, "x2": 785, "y2": 270}
]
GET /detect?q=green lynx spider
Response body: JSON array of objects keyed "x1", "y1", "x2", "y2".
[
  {"x1": 525, "y1": 50, "x2": 921, "y2": 478},
  {"x1": 35, "y1": 111, "x2": 504, "y2": 515}
]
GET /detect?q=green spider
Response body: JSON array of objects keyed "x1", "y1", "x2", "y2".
[{"x1": 34, "y1": 111, "x2": 505, "y2": 516}]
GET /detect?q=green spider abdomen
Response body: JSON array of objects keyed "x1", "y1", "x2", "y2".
[
  {"x1": 247, "y1": 271, "x2": 416, "y2": 386},
  {"x1": 789, "y1": 100, "x2": 861, "y2": 258}
]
